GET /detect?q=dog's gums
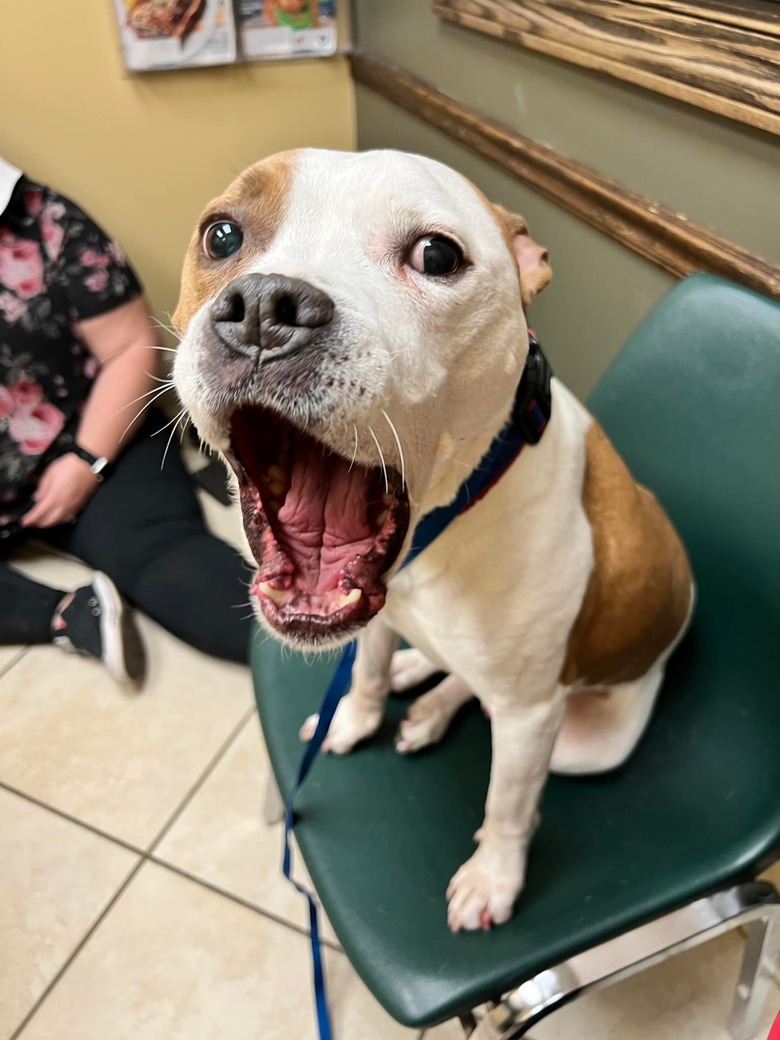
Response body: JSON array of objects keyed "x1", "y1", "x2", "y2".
[{"x1": 228, "y1": 404, "x2": 410, "y2": 644}]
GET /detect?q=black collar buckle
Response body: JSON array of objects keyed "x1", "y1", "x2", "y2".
[{"x1": 510, "y1": 332, "x2": 553, "y2": 445}]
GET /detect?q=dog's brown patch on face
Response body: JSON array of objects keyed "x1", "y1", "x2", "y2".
[
  {"x1": 173, "y1": 151, "x2": 297, "y2": 332},
  {"x1": 561, "y1": 421, "x2": 692, "y2": 687}
]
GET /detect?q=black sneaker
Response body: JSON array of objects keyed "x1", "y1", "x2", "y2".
[{"x1": 52, "y1": 573, "x2": 146, "y2": 686}]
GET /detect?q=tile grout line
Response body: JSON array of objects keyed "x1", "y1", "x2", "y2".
[
  {"x1": 146, "y1": 702, "x2": 257, "y2": 855},
  {"x1": 0, "y1": 645, "x2": 29, "y2": 680},
  {"x1": 0, "y1": 779, "x2": 146, "y2": 857},
  {"x1": 3, "y1": 704, "x2": 258, "y2": 1037},
  {"x1": 148, "y1": 855, "x2": 342, "y2": 952},
  {"x1": 7, "y1": 857, "x2": 145, "y2": 1040},
  {"x1": 2, "y1": 703, "x2": 344, "y2": 945}
]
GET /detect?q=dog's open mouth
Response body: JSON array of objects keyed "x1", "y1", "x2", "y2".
[{"x1": 229, "y1": 405, "x2": 410, "y2": 643}]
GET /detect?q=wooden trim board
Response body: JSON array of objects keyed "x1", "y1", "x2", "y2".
[{"x1": 351, "y1": 52, "x2": 780, "y2": 300}]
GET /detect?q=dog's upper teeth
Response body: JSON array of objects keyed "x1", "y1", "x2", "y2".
[
  {"x1": 267, "y1": 464, "x2": 286, "y2": 497},
  {"x1": 258, "y1": 581, "x2": 287, "y2": 605},
  {"x1": 339, "y1": 588, "x2": 362, "y2": 608},
  {"x1": 382, "y1": 492, "x2": 394, "y2": 506}
]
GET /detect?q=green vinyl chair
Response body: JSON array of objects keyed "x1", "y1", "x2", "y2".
[{"x1": 252, "y1": 274, "x2": 780, "y2": 1038}]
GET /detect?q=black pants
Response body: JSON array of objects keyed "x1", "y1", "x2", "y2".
[{"x1": 0, "y1": 419, "x2": 252, "y2": 663}]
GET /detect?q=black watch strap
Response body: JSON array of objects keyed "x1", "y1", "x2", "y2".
[{"x1": 70, "y1": 445, "x2": 111, "y2": 481}]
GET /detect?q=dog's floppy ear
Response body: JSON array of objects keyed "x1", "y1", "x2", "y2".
[{"x1": 491, "y1": 204, "x2": 552, "y2": 308}]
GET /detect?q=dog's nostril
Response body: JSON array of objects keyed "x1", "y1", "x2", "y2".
[
  {"x1": 274, "y1": 294, "x2": 298, "y2": 327},
  {"x1": 214, "y1": 290, "x2": 245, "y2": 325},
  {"x1": 225, "y1": 291, "x2": 245, "y2": 324}
]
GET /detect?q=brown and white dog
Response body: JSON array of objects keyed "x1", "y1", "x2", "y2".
[{"x1": 172, "y1": 148, "x2": 694, "y2": 932}]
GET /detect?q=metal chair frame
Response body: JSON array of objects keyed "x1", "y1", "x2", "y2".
[
  {"x1": 467, "y1": 880, "x2": 780, "y2": 1040},
  {"x1": 265, "y1": 771, "x2": 778, "y2": 1040}
]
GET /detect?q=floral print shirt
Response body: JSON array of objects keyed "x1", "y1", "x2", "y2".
[{"x1": 0, "y1": 177, "x2": 142, "y2": 534}]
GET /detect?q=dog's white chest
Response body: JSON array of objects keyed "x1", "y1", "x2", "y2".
[{"x1": 383, "y1": 382, "x2": 594, "y2": 706}]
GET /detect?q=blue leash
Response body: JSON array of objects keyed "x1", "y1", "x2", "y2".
[
  {"x1": 281, "y1": 337, "x2": 551, "y2": 1039},
  {"x1": 281, "y1": 641, "x2": 356, "y2": 1040}
]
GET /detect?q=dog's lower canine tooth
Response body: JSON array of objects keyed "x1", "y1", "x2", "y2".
[
  {"x1": 258, "y1": 581, "x2": 287, "y2": 605},
  {"x1": 376, "y1": 509, "x2": 388, "y2": 527},
  {"x1": 339, "y1": 588, "x2": 363, "y2": 608}
]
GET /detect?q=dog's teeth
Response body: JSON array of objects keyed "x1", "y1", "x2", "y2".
[
  {"x1": 258, "y1": 581, "x2": 287, "y2": 605},
  {"x1": 383, "y1": 492, "x2": 394, "y2": 506},
  {"x1": 375, "y1": 509, "x2": 388, "y2": 528},
  {"x1": 339, "y1": 588, "x2": 362, "y2": 608},
  {"x1": 268, "y1": 465, "x2": 286, "y2": 497}
]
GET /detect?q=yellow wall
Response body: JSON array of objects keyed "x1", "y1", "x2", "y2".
[{"x1": 0, "y1": 0, "x2": 355, "y2": 325}]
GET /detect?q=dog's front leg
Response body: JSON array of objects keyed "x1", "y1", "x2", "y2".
[
  {"x1": 447, "y1": 693, "x2": 565, "y2": 932},
  {"x1": 300, "y1": 616, "x2": 399, "y2": 754}
]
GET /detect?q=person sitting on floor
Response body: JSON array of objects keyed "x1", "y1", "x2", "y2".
[{"x1": 0, "y1": 157, "x2": 252, "y2": 684}]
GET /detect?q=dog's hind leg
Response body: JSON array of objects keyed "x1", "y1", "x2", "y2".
[
  {"x1": 395, "y1": 674, "x2": 474, "y2": 753},
  {"x1": 550, "y1": 663, "x2": 665, "y2": 776},
  {"x1": 300, "y1": 616, "x2": 399, "y2": 754},
  {"x1": 389, "y1": 647, "x2": 441, "y2": 692}
]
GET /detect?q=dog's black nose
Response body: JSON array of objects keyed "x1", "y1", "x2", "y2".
[{"x1": 211, "y1": 273, "x2": 334, "y2": 357}]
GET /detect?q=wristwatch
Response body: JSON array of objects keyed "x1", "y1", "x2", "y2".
[{"x1": 70, "y1": 444, "x2": 112, "y2": 482}]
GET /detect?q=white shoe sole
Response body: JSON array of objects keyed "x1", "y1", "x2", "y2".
[{"x1": 91, "y1": 572, "x2": 142, "y2": 686}]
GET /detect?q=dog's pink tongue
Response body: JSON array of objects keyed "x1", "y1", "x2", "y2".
[{"x1": 276, "y1": 451, "x2": 377, "y2": 594}]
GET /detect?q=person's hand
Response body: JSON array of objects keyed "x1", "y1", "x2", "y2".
[{"x1": 20, "y1": 453, "x2": 100, "y2": 528}]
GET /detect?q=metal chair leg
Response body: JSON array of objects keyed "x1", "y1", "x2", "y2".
[
  {"x1": 472, "y1": 881, "x2": 779, "y2": 1040},
  {"x1": 262, "y1": 771, "x2": 284, "y2": 825},
  {"x1": 471, "y1": 1012, "x2": 502, "y2": 1038},
  {"x1": 729, "y1": 907, "x2": 780, "y2": 1040}
]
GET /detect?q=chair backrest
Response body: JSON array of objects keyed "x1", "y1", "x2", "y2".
[
  {"x1": 588, "y1": 274, "x2": 780, "y2": 619},
  {"x1": 587, "y1": 274, "x2": 780, "y2": 867}
]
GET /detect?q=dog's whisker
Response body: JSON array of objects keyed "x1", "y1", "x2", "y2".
[
  {"x1": 121, "y1": 382, "x2": 175, "y2": 410},
  {"x1": 161, "y1": 412, "x2": 188, "y2": 471},
  {"x1": 151, "y1": 316, "x2": 182, "y2": 342},
  {"x1": 117, "y1": 385, "x2": 176, "y2": 441},
  {"x1": 151, "y1": 406, "x2": 187, "y2": 439},
  {"x1": 368, "y1": 426, "x2": 389, "y2": 494},
  {"x1": 145, "y1": 342, "x2": 180, "y2": 354},
  {"x1": 348, "y1": 425, "x2": 360, "y2": 472},
  {"x1": 381, "y1": 409, "x2": 406, "y2": 490}
]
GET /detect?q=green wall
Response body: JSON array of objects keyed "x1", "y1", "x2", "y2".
[{"x1": 351, "y1": 0, "x2": 780, "y2": 396}]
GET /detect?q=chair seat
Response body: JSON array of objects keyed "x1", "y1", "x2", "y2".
[
  {"x1": 254, "y1": 615, "x2": 778, "y2": 1027},
  {"x1": 253, "y1": 275, "x2": 780, "y2": 1029}
]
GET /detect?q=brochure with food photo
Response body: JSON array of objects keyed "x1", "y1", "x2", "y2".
[
  {"x1": 238, "y1": 1, "x2": 338, "y2": 60},
  {"x1": 115, "y1": 0, "x2": 237, "y2": 71}
]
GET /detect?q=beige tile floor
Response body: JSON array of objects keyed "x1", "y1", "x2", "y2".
[{"x1": 2, "y1": 486, "x2": 779, "y2": 1040}]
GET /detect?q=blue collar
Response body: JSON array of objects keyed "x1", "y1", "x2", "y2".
[{"x1": 403, "y1": 332, "x2": 552, "y2": 569}]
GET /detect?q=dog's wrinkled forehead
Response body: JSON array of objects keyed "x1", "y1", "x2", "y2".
[{"x1": 174, "y1": 148, "x2": 515, "y2": 331}]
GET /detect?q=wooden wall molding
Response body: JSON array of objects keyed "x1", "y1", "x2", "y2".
[
  {"x1": 350, "y1": 52, "x2": 780, "y2": 301},
  {"x1": 434, "y1": 0, "x2": 780, "y2": 137}
]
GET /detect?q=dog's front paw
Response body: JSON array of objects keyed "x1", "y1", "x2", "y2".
[
  {"x1": 446, "y1": 845, "x2": 524, "y2": 932},
  {"x1": 299, "y1": 694, "x2": 383, "y2": 755}
]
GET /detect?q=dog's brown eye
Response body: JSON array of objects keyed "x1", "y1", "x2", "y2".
[
  {"x1": 409, "y1": 236, "x2": 464, "y2": 277},
  {"x1": 203, "y1": 221, "x2": 244, "y2": 261}
]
